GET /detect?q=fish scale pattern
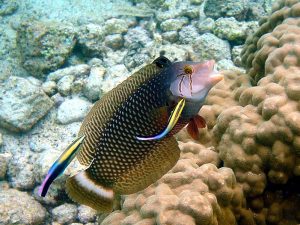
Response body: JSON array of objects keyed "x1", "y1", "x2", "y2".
[
  {"x1": 76, "y1": 58, "x2": 184, "y2": 196},
  {"x1": 77, "y1": 63, "x2": 163, "y2": 166},
  {"x1": 89, "y1": 71, "x2": 177, "y2": 189}
]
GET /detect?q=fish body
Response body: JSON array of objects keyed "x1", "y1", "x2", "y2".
[{"x1": 40, "y1": 56, "x2": 223, "y2": 212}]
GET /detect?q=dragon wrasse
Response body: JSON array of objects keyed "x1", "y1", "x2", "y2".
[{"x1": 39, "y1": 56, "x2": 223, "y2": 212}]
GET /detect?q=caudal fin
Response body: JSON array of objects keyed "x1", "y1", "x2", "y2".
[{"x1": 66, "y1": 170, "x2": 114, "y2": 212}]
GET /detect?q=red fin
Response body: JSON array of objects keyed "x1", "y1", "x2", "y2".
[
  {"x1": 193, "y1": 115, "x2": 206, "y2": 128},
  {"x1": 186, "y1": 119, "x2": 200, "y2": 140}
]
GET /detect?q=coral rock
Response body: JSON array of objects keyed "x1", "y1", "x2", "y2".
[
  {"x1": 211, "y1": 0, "x2": 300, "y2": 200},
  {"x1": 204, "y1": 0, "x2": 249, "y2": 20},
  {"x1": 56, "y1": 97, "x2": 92, "y2": 124},
  {"x1": 241, "y1": 0, "x2": 300, "y2": 83},
  {"x1": 17, "y1": 20, "x2": 76, "y2": 78},
  {"x1": 101, "y1": 143, "x2": 252, "y2": 225},
  {"x1": 0, "y1": 76, "x2": 54, "y2": 132},
  {"x1": 52, "y1": 203, "x2": 78, "y2": 224},
  {"x1": 0, "y1": 189, "x2": 46, "y2": 225},
  {"x1": 193, "y1": 33, "x2": 231, "y2": 61},
  {"x1": 0, "y1": 153, "x2": 9, "y2": 180}
]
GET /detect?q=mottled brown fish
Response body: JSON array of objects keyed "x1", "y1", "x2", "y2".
[{"x1": 39, "y1": 56, "x2": 223, "y2": 212}]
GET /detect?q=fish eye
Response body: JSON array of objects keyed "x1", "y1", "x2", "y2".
[{"x1": 183, "y1": 65, "x2": 193, "y2": 75}]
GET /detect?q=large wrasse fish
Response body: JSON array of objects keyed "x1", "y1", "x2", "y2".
[{"x1": 38, "y1": 56, "x2": 223, "y2": 212}]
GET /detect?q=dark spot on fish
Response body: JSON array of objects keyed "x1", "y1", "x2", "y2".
[{"x1": 154, "y1": 56, "x2": 171, "y2": 68}]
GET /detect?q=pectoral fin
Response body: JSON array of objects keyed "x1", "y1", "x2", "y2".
[
  {"x1": 38, "y1": 135, "x2": 85, "y2": 197},
  {"x1": 137, "y1": 98, "x2": 186, "y2": 141},
  {"x1": 186, "y1": 115, "x2": 206, "y2": 140},
  {"x1": 187, "y1": 119, "x2": 199, "y2": 140},
  {"x1": 193, "y1": 115, "x2": 206, "y2": 128}
]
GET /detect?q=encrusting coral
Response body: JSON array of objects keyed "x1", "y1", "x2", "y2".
[
  {"x1": 212, "y1": 0, "x2": 300, "y2": 196},
  {"x1": 101, "y1": 142, "x2": 254, "y2": 225},
  {"x1": 241, "y1": 0, "x2": 300, "y2": 84},
  {"x1": 248, "y1": 178, "x2": 300, "y2": 225},
  {"x1": 176, "y1": 0, "x2": 300, "y2": 224},
  {"x1": 176, "y1": 70, "x2": 252, "y2": 146}
]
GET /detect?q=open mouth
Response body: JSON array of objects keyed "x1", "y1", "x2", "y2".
[{"x1": 209, "y1": 71, "x2": 223, "y2": 85}]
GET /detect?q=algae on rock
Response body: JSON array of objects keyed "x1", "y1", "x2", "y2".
[{"x1": 17, "y1": 20, "x2": 76, "y2": 78}]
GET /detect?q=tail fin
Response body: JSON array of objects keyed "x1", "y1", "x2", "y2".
[{"x1": 65, "y1": 170, "x2": 114, "y2": 212}]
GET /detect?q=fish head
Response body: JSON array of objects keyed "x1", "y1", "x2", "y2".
[{"x1": 169, "y1": 60, "x2": 223, "y2": 101}]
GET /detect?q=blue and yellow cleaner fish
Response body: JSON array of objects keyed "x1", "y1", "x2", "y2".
[{"x1": 39, "y1": 56, "x2": 223, "y2": 212}]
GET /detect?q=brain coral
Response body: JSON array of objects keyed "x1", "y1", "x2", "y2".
[
  {"x1": 176, "y1": 70, "x2": 252, "y2": 146},
  {"x1": 241, "y1": 0, "x2": 300, "y2": 84},
  {"x1": 101, "y1": 142, "x2": 254, "y2": 225},
  {"x1": 210, "y1": 0, "x2": 300, "y2": 198},
  {"x1": 248, "y1": 179, "x2": 300, "y2": 225}
]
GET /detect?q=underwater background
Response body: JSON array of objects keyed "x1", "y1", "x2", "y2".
[{"x1": 1, "y1": 0, "x2": 300, "y2": 224}]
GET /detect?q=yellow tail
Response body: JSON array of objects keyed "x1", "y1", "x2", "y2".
[{"x1": 65, "y1": 170, "x2": 114, "y2": 212}]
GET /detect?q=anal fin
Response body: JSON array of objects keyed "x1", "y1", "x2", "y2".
[
  {"x1": 66, "y1": 170, "x2": 114, "y2": 212},
  {"x1": 114, "y1": 136, "x2": 180, "y2": 194}
]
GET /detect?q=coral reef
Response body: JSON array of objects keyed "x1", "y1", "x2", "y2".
[
  {"x1": 193, "y1": 33, "x2": 231, "y2": 61},
  {"x1": 0, "y1": 0, "x2": 18, "y2": 16},
  {"x1": 212, "y1": 0, "x2": 300, "y2": 197},
  {"x1": 0, "y1": 153, "x2": 9, "y2": 179},
  {"x1": 77, "y1": 18, "x2": 129, "y2": 58},
  {"x1": 248, "y1": 178, "x2": 300, "y2": 225},
  {"x1": 184, "y1": 0, "x2": 300, "y2": 224},
  {"x1": 102, "y1": 142, "x2": 253, "y2": 225},
  {"x1": 56, "y1": 97, "x2": 92, "y2": 124},
  {"x1": 213, "y1": 17, "x2": 258, "y2": 43},
  {"x1": 204, "y1": 0, "x2": 250, "y2": 20},
  {"x1": 52, "y1": 203, "x2": 78, "y2": 224},
  {"x1": 241, "y1": 0, "x2": 300, "y2": 83},
  {"x1": 0, "y1": 0, "x2": 298, "y2": 224}
]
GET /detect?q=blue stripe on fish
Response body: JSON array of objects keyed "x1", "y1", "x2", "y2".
[{"x1": 38, "y1": 135, "x2": 85, "y2": 197}]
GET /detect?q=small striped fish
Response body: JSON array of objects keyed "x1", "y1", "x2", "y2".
[{"x1": 39, "y1": 56, "x2": 223, "y2": 212}]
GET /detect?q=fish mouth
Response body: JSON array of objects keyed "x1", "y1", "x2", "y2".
[
  {"x1": 207, "y1": 60, "x2": 215, "y2": 70},
  {"x1": 209, "y1": 72, "x2": 223, "y2": 85},
  {"x1": 193, "y1": 59, "x2": 215, "y2": 72},
  {"x1": 208, "y1": 61, "x2": 223, "y2": 85}
]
